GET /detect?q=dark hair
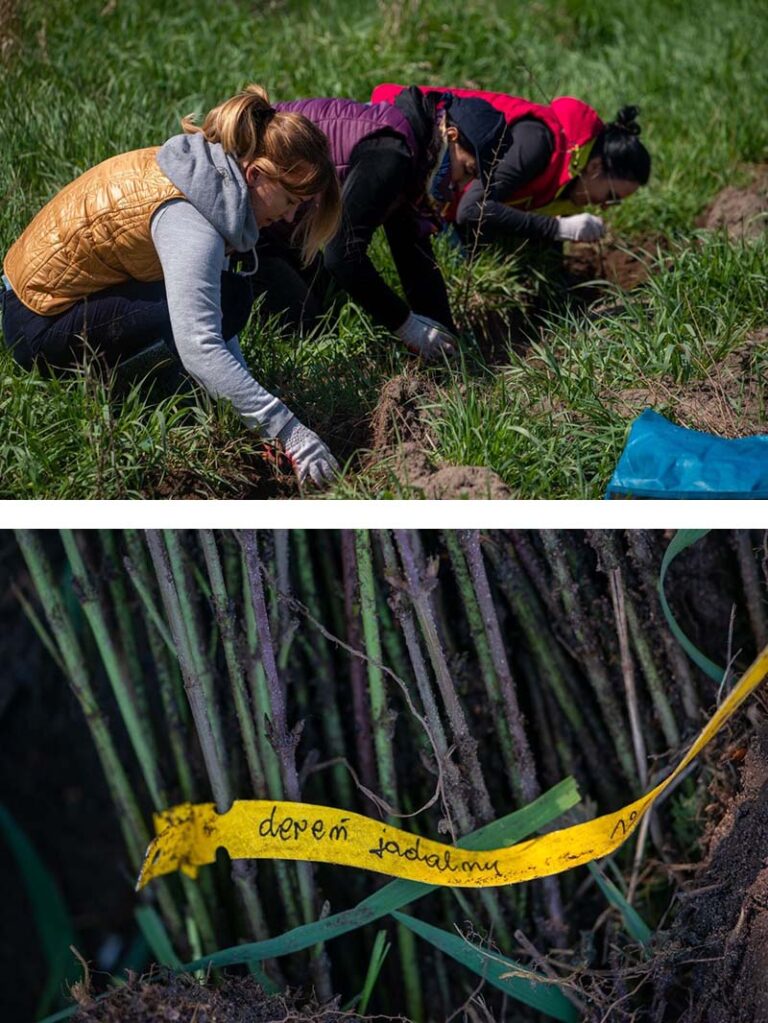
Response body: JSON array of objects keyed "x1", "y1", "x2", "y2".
[
  {"x1": 591, "y1": 105, "x2": 651, "y2": 185},
  {"x1": 408, "y1": 88, "x2": 481, "y2": 158}
]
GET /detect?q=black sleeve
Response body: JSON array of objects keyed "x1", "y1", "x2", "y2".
[
  {"x1": 455, "y1": 119, "x2": 561, "y2": 243},
  {"x1": 322, "y1": 134, "x2": 413, "y2": 332},
  {"x1": 383, "y1": 209, "x2": 455, "y2": 333}
]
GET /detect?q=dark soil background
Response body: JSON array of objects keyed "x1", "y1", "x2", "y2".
[
  {"x1": 648, "y1": 728, "x2": 768, "y2": 1023},
  {"x1": 0, "y1": 535, "x2": 138, "y2": 1022}
]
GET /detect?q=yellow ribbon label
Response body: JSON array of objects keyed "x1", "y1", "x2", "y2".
[{"x1": 137, "y1": 644, "x2": 768, "y2": 891}]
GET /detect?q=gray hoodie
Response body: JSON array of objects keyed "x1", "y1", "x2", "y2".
[{"x1": 150, "y1": 133, "x2": 293, "y2": 438}]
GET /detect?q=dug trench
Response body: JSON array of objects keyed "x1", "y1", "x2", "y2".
[
  {"x1": 138, "y1": 374, "x2": 513, "y2": 500},
  {"x1": 367, "y1": 373, "x2": 512, "y2": 499},
  {"x1": 563, "y1": 232, "x2": 669, "y2": 293}
]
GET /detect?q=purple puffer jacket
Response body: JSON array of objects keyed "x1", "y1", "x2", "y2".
[{"x1": 274, "y1": 97, "x2": 418, "y2": 181}]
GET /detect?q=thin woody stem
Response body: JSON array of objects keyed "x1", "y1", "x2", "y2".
[
  {"x1": 199, "y1": 529, "x2": 266, "y2": 798},
  {"x1": 146, "y1": 530, "x2": 230, "y2": 811},
  {"x1": 237, "y1": 527, "x2": 331, "y2": 998},
  {"x1": 61, "y1": 529, "x2": 167, "y2": 809},
  {"x1": 341, "y1": 531, "x2": 378, "y2": 795},
  {"x1": 393, "y1": 529, "x2": 494, "y2": 824},
  {"x1": 15, "y1": 530, "x2": 182, "y2": 937}
]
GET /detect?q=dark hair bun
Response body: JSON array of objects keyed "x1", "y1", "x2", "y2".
[
  {"x1": 613, "y1": 105, "x2": 641, "y2": 136},
  {"x1": 592, "y1": 105, "x2": 651, "y2": 184}
]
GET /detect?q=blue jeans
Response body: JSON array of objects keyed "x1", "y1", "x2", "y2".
[{"x1": 1, "y1": 272, "x2": 255, "y2": 373}]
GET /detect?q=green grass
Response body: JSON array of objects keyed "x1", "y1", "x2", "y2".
[
  {"x1": 1, "y1": 0, "x2": 767, "y2": 498},
  {"x1": 421, "y1": 232, "x2": 768, "y2": 498}
]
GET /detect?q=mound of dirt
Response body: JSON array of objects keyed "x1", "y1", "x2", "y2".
[
  {"x1": 370, "y1": 375, "x2": 429, "y2": 453},
  {"x1": 696, "y1": 165, "x2": 768, "y2": 240},
  {"x1": 369, "y1": 375, "x2": 512, "y2": 499},
  {"x1": 649, "y1": 728, "x2": 768, "y2": 1023},
  {"x1": 391, "y1": 441, "x2": 513, "y2": 499},
  {"x1": 564, "y1": 234, "x2": 667, "y2": 291},
  {"x1": 418, "y1": 463, "x2": 512, "y2": 499},
  {"x1": 609, "y1": 328, "x2": 768, "y2": 438},
  {"x1": 71, "y1": 970, "x2": 392, "y2": 1022}
]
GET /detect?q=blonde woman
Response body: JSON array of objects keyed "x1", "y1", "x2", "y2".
[{"x1": 2, "y1": 86, "x2": 342, "y2": 486}]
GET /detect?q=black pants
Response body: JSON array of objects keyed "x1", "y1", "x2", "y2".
[
  {"x1": 1, "y1": 272, "x2": 255, "y2": 375},
  {"x1": 251, "y1": 228, "x2": 334, "y2": 333}
]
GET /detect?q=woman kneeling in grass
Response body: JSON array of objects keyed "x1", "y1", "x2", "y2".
[
  {"x1": 254, "y1": 87, "x2": 509, "y2": 358},
  {"x1": 372, "y1": 85, "x2": 651, "y2": 249},
  {"x1": 1, "y1": 86, "x2": 342, "y2": 487}
]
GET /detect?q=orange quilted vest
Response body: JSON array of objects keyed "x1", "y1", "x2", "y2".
[{"x1": 4, "y1": 147, "x2": 184, "y2": 315}]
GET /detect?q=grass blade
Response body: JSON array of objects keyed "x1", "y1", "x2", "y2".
[
  {"x1": 0, "y1": 804, "x2": 78, "y2": 1017},
  {"x1": 659, "y1": 530, "x2": 722, "y2": 682},
  {"x1": 587, "y1": 862, "x2": 652, "y2": 946},
  {"x1": 350, "y1": 930, "x2": 391, "y2": 1014},
  {"x1": 135, "y1": 906, "x2": 182, "y2": 969},
  {"x1": 392, "y1": 910, "x2": 577, "y2": 1022}
]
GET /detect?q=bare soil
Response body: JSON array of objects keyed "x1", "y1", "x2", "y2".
[
  {"x1": 609, "y1": 328, "x2": 768, "y2": 437},
  {"x1": 71, "y1": 970, "x2": 397, "y2": 1022},
  {"x1": 647, "y1": 728, "x2": 768, "y2": 1023},
  {"x1": 564, "y1": 234, "x2": 669, "y2": 291},
  {"x1": 696, "y1": 165, "x2": 768, "y2": 240},
  {"x1": 369, "y1": 374, "x2": 512, "y2": 498}
]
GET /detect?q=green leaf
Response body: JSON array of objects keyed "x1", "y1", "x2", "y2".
[
  {"x1": 587, "y1": 863, "x2": 652, "y2": 945},
  {"x1": 355, "y1": 929, "x2": 391, "y2": 1014},
  {"x1": 184, "y1": 777, "x2": 581, "y2": 971},
  {"x1": 246, "y1": 960, "x2": 281, "y2": 995},
  {"x1": 392, "y1": 911, "x2": 577, "y2": 1023},
  {"x1": 0, "y1": 804, "x2": 78, "y2": 1018},
  {"x1": 659, "y1": 530, "x2": 723, "y2": 682},
  {"x1": 36, "y1": 1007, "x2": 79, "y2": 1023},
  {"x1": 135, "y1": 905, "x2": 182, "y2": 969},
  {"x1": 119, "y1": 932, "x2": 151, "y2": 976}
]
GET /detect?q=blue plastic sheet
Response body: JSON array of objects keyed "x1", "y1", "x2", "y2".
[{"x1": 605, "y1": 409, "x2": 768, "y2": 499}]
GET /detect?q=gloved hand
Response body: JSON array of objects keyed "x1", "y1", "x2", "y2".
[
  {"x1": 395, "y1": 312, "x2": 457, "y2": 360},
  {"x1": 276, "y1": 416, "x2": 339, "y2": 488},
  {"x1": 555, "y1": 213, "x2": 605, "y2": 242}
]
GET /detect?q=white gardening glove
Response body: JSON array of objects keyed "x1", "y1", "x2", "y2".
[
  {"x1": 555, "y1": 213, "x2": 605, "y2": 242},
  {"x1": 395, "y1": 312, "x2": 457, "y2": 360},
  {"x1": 276, "y1": 416, "x2": 339, "y2": 488}
]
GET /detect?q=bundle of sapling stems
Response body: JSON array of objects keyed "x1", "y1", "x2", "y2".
[{"x1": 13, "y1": 529, "x2": 768, "y2": 1020}]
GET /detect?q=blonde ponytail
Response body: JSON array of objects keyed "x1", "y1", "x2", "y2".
[
  {"x1": 182, "y1": 85, "x2": 340, "y2": 263},
  {"x1": 181, "y1": 85, "x2": 276, "y2": 163}
]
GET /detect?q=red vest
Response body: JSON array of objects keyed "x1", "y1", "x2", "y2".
[{"x1": 371, "y1": 84, "x2": 603, "y2": 212}]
